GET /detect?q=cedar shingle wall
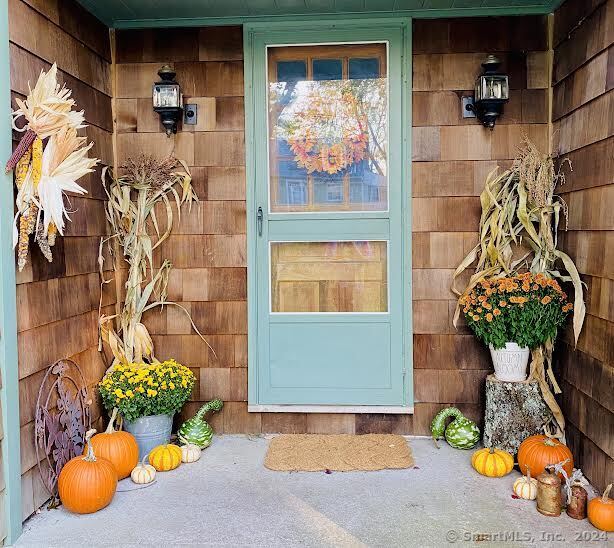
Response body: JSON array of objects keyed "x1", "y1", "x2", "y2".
[
  {"x1": 8, "y1": 0, "x2": 112, "y2": 521},
  {"x1": 115, "y1": 16, "x2": 549, "y2": 437},
  {"x1": 553, "y1": 0, "x2": 614, "y2": 492},
  {"x1": 411, "y1": 16, "x2": 549, "y2": 433}
]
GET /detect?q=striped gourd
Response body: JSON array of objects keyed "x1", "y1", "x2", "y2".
[
  {"x1": 445, "y1": 417, "x2": 480, "y2": 449},
  {"x1": 148, "y1": 444, "x2": 181, "y2": 472},
  {"x1": 178, "y1": 399, "x2": 223, "y2": 448}
]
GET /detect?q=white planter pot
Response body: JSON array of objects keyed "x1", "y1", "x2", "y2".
[{"x1": 489, "y1": 342, "x2": 530, "y2": 382}]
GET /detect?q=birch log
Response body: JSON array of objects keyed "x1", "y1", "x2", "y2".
[{"x1": 483, "y1": 374, "x2": 552, "y2": 455}]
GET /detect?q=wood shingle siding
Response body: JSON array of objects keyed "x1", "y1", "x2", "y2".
[
  {"x1": 8, "y1": 0, "x2": 113, "y2": 520},
  {"x1": 114, "y1": 15, "x2": 548, "y2": 436},
  {"x1": 553, "y1": 0, "x2": 614, "y2": 493}
]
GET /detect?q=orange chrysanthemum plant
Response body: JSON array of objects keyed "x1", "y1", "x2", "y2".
[
  {"x1": 452, "y1": 138, "x2": 586, "y2": 439},
  {"x1": 459, "y1": 273, "x2": 573, "y2": 350}
]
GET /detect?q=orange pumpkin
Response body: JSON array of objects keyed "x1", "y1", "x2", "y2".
[
  {"x1": 517, "y1": 434, "x2": 573, "y2": 479},
  {"x1": 588, "y1": 484, "x2": 614, "y2": 532},
  {"x1": 59, "y1": 429, "x2": 117, "y2": 514},
  {"x1": 86, "y1": 408, "x2": 139, "y2": 479}
]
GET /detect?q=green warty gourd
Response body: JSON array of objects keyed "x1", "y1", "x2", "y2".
[
  {"x1": 444, "y1": 417, "x2": 480, "y2": 450},
  {"x1": 430, "y1": 407, "x2": 464, "y2": 447},
  {"x1": 178, "y1": 399, "x2": 224, "y2": 448}
]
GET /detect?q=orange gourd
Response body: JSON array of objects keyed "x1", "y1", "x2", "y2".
[
  {"x1": 517, "y1": 434, "x2": 573, "y2": 479},
  {"x1": 588, "y1": 484, "x2": 614, "y2": 532},
  {"x1": 86, "y1": 408, "x2": 139, "y2": 479},
  {"x1": 59, "y1": 430, "x2": 117, "y2": 514}
]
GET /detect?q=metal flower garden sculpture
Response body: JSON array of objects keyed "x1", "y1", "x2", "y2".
[{"x1": 34, "y1": 359, "x2": 92, "y2": 506}]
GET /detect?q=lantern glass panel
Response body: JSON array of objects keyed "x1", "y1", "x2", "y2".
[
  {"x1": 476, "y1": 75, "x2": 509, "y2": 101},
  {"x1": 153, "y1": 84, "x2": 181, "y2": 108}
]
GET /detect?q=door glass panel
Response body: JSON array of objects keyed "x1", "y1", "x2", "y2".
[
  {"x1": 313, "y1": 58, "x2": 342, "y2": 80},
  {"x1": 270, "y1": 241, "x2": 388, "y2": 313},
  {"x1": 268, "y1": 44, "x2": 388, "y2": 212}
]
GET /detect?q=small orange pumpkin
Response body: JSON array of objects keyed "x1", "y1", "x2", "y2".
[
  {"x1": 588, "y1": 483, "x2": 614, "y2": 532},
  {"x1": 59, "y1": 429, "x2": 117, "y2": 514},
  {"x1": 86, "y1": 408, "x2": 139, "y2": 479},
  {"x1": 517, "y1": 434, "x2": 573, "y2": 479}
]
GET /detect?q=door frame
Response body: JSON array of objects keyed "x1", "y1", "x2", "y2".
[{"x1": 244, "y1": 18, "x2": 413, "y2": 413}]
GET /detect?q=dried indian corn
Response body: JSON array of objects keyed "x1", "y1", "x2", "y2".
[
  {"x1": 31, "y1": 137, "x2": 43, "y2": 187},
  {"x1": 48, "y1": 222, "x2": 57, "y2": 247},
  {"x1": 14, "y1": 145, "x2": 31, "y2": 188},
  {"x1": 17, "y1": 205, "x2": 37, "y2": 272}
]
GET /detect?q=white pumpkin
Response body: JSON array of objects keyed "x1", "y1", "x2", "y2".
[
  {"x1": 131, "y1": 462, "x2": 156, "y2": 484},
  {"x1": 513, "y1": 468, "x2": 538, "y2": 500},
  {"x1": 181, "y1": 443, "x2": 202, "y2": 463}
]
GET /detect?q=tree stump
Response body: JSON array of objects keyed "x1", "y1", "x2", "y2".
[{"x1": 483, "y1": 374, "x2": 552, "y2": 455}]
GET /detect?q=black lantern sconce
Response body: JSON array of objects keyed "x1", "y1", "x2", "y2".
[
  {"x1": 464, "y1": 55, "x2": 509, "y2": 129},
  {"x1": 153, "y1": 65, "x2": 183, "y2": 136}
]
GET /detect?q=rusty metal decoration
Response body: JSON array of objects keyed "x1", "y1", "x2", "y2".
[{"x1": 34, "y1": 359, "x2": 92, "y2": 506}]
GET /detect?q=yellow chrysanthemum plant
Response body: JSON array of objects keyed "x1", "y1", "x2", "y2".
[
  {"x1": 459, "y1": 273, "x2": 573, "y2": 350},
  {"x1": 99, "y1": 360, "x2": 195, "y2": 423},
  {"x1": 6, "y1": 63, "x2": 99, "y2": 271}
]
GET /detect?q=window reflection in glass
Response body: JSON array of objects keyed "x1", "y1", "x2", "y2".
[
  {"x1": 271, "y1": 241, "x2": 388, "y2": 312},
  {"x1": 268, "y1": 44, "x2": 388, "y2": 212}
]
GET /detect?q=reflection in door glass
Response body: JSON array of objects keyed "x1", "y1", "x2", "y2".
[
  {"x1": 271, "y1": 241, "x2": 388, "y2": 313},
  {"x1": 268, "y1": 44, "x2": 388, "y2": 212}
]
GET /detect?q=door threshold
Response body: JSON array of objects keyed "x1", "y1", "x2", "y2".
[{"x1": 248, "y1": 404, "x2": 414, "y2": 414}]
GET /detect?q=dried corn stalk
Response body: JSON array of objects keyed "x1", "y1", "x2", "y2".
[
  {"x1": 452, "y1": 138, "x2": 586, "y2": 440},
  {"x1": 98, "y1": 155, "x2": 210, "y2": 368}
]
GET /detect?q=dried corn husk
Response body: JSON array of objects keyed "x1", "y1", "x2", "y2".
[
  {"x1": 8, "y1": 67, "x2": 98, "y2": 271},
  {"x1": 452, "y1": 138, "x2": 586, "y2": 440},
  {"x1": 11, "y1": 63, "x2": 85, "y2": 139},
  {"x1": 98, "y1": 156, "x2": 211, "y2": 368}
]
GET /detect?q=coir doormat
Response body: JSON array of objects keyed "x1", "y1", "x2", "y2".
[{"x1": 264, "y1": 434, "x2": 414, "y2": 472}]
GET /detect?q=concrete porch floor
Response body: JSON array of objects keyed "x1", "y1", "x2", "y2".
[{"x1": 16, "y1": 436, "x2": 603, "y2": 547}]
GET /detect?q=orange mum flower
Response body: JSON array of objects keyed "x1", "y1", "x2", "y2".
[
  {"x1": 493, "y1": 308, "x2": 501, "y2": 316},
  {"x1": 473, "y1": 315, "x2": 480, "y2": 321},
  {"x1": 499, "y1": 301, "x2": 507, "y2": 307},
  {"x1": 486, "y1": 313, "x2": 493, "y2": 322},
  {"x1": 541, "y1": 296, "x2": 552, "y2": 305}
]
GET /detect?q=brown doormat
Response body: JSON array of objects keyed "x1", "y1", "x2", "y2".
[{"x1": 264, "y1": 434, "x2": 414, "y2": 472}]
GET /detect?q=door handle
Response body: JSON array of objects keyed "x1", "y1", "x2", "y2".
[{"x1": 257, "y1": 206, "x2": 263, "y2": 237}]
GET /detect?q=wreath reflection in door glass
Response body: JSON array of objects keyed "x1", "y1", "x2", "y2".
[{"x1": 268, "y1": 44, "x2": 388, "y2": 212}]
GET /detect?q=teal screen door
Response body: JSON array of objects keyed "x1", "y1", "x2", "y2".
[{"x1": 246, "y1": 21, "x2": 412, "y2": 409}]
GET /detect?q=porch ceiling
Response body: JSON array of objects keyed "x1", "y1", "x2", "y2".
[{"x1": 77, "y1": 0, "x2": 563, "y2": 28}]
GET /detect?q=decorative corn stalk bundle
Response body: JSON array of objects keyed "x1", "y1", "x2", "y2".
[
  {"x1": 6, "y1": 64, "x2": 98, "y2": 271},
  {"x1": 452, "y1": 138, "x2": 585, "y2": 440},
  {"x1": 98, "y1": 155, "x2": 212, "y2": 368}
]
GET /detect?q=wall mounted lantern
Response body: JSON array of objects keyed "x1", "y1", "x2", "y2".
[
  {"x1": 153, "y1": 65, "x2": 183, "y2": 136},
  {"x1": 465, "y1": 55, "x2": 509, "y2": 129}
]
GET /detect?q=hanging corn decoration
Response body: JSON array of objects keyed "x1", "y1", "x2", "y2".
[{"x1": 6, "y1": 64, "x2": 98, "y2": 271}]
